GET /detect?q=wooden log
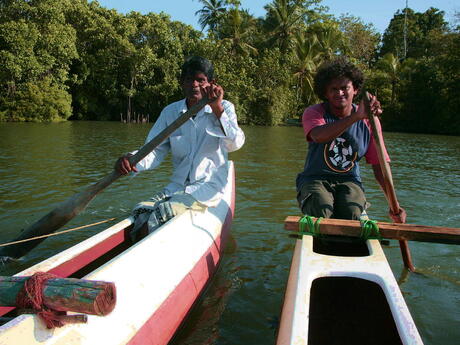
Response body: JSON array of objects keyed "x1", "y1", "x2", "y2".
[
  {"x1": 0, "y1": 276, "x2": 116, "y2": 316},
  {"x1": 285, "y1": 216, "x2": 460, "y2": 245}
]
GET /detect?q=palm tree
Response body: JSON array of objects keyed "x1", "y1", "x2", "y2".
[
  {"x1": 292, "y1": 32, "x2": 322, "y2": 105},
  {"x1": 378, "y1": 53, "x2": 400, "y2": 104},
  {"x1": 263, "y1": 0, "x2": 305, "y2": 51},
  {"x1": 219, "y1": 7, "x2": 258, "y2": 56},
  {"x1": 195, "y1": 0, "x2": 227, "y2": 33},
  {"x1": 378, "y1": 53, "x2": 416, "y2": 105},
  {"x1": 315, "y1": 24, "x2": 349, "y2": 60}
]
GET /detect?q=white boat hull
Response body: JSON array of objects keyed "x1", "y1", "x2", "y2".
[
  {"x1": 277, "y1": 235, "x2": 423, "y2": 345},
  {"x1": 0, "y1": 162, "x2": 235, "y2": 345}
]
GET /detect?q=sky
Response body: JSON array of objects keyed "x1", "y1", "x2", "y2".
[{"x1": 96, "y1": 0, "x2": 458, "y2": 33}]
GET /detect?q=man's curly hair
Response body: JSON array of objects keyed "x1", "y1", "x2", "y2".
[{"x1": 314, "y1": 57, "x2": 364, "y2": 101}]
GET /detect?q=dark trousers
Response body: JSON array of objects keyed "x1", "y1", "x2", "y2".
[{"x1": 297, "y1": 180, "x2": 366, "y2": 220}]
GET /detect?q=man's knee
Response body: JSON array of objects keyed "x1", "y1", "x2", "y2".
[
  {"x1": 334, "y1": 182, "x2": 366, "y2": 220},
  {"x1": 335, "y1": 204, "x2": 363, "y2": 220},
  {"x1": 298, "y1": 181, "x2": 334, "y2": 218},
  {"x1": 131, "y1": 200, "x2": 177, "y2": 240},
  {"x1": 301, "y1": 194, "x2": 334, "y2": 218}
]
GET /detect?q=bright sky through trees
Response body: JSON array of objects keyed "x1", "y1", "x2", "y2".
[{"x1": 96, "y1": 0, "x2": 458, "y2": 33}]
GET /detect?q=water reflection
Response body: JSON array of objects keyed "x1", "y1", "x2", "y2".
[{"x1": 0, "y1": 123, "x2": 459, "y2": 344}]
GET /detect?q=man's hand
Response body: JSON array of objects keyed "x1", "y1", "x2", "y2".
[
  {"x1": 115, "y1": 153, "x2": 138, "y2": 175},
  {"x1": 369, "y1": 93, "x2": 383, "y2": 117},
  {"x1": 389, "y1": 206, "x2": 407, "y2": 223},
  {"x1": 356, "y1": 92, "x2": 383, "y2": 120},
  {"x1": 201, "y1": 81, "x2": 224, "y2": 118}
]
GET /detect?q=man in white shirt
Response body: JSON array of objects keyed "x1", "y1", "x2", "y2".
[{"x1": 115, "y1": 56, "x2": 245, "y2": 236}]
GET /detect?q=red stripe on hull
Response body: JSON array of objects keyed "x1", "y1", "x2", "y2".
[
  {"x1": 0, "y1": 307, "x2": 14, "y2": 316},
  {"x1": 48, "y1": 229, "x2": 129, "y2": 277},
  {"x1": 128, "y1": 204, "x2": 234, "y2": 345}
]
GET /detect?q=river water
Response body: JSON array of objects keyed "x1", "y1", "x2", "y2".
[{"x1": 0, "y1": 122, "x2": 459, "y2": 344}]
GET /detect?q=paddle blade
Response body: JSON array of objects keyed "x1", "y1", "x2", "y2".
[{"x1": 0, "y1": 171, "x2": 120, "y2": 259}]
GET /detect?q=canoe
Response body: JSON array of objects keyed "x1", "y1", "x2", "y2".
[
  {"x1": 277, "y1": 218, "x2": 424, "y2": 345},
  {"x1": 0, "y1": 161, "x2": 235, "y2": 345}
]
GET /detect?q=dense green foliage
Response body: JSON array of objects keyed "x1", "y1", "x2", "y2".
[{"x1": 0, "y1": 0, "x2": 458, "y2": 134}]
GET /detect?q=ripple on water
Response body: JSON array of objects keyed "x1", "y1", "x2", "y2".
[{"x1": 0, "y1": 124, "x2": 459, "y2": 344}]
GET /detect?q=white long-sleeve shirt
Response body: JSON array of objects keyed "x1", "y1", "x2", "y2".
[{"x1": 134, "y1": 98, "x2": 245, "y2": 207}]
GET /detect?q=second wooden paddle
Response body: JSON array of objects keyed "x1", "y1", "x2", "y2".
[{"x1": 363, "y1": 91, "x2": 415, "y2": 272}]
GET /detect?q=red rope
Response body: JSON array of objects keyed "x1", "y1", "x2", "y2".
[{"x1": 16, "y1": 272, "x2": 66, "y2": 329}]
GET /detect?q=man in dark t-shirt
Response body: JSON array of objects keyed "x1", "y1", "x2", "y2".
[{"x1": 296, "y1": 58, "x2": 406, "y2": 222}]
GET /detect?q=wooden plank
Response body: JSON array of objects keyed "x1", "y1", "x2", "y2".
[{"x1": 285, "y1": 216, "x2": 460, "y2": 245}]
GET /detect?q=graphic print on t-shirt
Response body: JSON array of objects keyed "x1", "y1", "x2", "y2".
[{"x1": 323, "y1": 132, "x2": 358, "y2": 173}]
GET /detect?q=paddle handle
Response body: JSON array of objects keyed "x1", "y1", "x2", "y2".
[
  {"x1": 364, "y1": 94, "x2": 398, "y2": 211},
  {"x1": 129, "y1": 96, "x2": 211, "y2": 166},
  {"x1": 364, "y1": 92, "x2": 415, "y2": 271}
]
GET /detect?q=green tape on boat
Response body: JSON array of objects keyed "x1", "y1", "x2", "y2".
[
  {"x1": 360, "y1": 219, "x2": 381, "y2": 240},
  {"x1": 298, "y1": 216, "x2": 323, "y2": 237}
]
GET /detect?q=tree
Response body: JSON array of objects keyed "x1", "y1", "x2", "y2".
[
  {"x1": 0, "y1": 0, "x2": 78, "y2": 121},
  {"x1": 65, "y1": 2, "x2": 133, "y2": 120},
  {"x1": 125, "y1": 12, "x2": 193, "y2": 120},
  {"x1": 317, "y1": 24, "x2": 349, "y2": 60},
  {"x1": 66, "y1": 4, "x2": 195, "y2": 121},
  {"x1": 305, "y1": 21, "x2": 348, "y2": 61},
  {"x1": 292, "y1": 32, "x2": 322, "y2": 107},
  {"x1": 0, "y1": 77, "x2": 72, "y2": 121},
  {"x1": 377, "y1": 53, "x2": 400, "y2": 105},
  {"x1": 262, "y1": 0, "x2": 323, "y2": 51},
  {"x1": 397, "y1": 31, "x2": 460, "y2": 134},
  {"x1": 338, "y1": 14, "x2": 380, "y2": 67},
  {"x1": 195, "y1": 0, "x2": 228, "y2": 34},
  {"x1": 263, "y1": 0, "x2": 303, "y2": 51},
  {"x1": 380, "y1": 7, "x2": 448, "y2": 59},
  {"x1": 217, "y1": 6, "x2": 258, "y2": 56}
]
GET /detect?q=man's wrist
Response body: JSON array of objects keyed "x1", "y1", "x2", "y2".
[
  {"x1": 349, "y1": 110, "x2": 365, "y2": 123},
  {"x1": 211, "y1": 103, "x2": 224, "y2": 118}
]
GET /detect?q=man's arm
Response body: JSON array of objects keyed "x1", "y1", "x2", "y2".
[
  {"x1": 309, "y1": 112, "x2": 363, "y2": 142},
  {"x1": 201, "y1": 82, "x2": 245, "y2": 152},
  {"x1": 114, "y1": 110, "x2": 171, "y2": 175},
  {"x1": 309, "y1": 93, "x2": 382, "y2": 143},
  {"x1": 372, "y1": 164, "x2": 407, "y2": 223},
  {"x1": 206, "y1": 82, "x2": 224, "y2": 118}
]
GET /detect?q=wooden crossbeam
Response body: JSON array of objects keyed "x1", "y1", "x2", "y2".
[{"x1": 285, "y1": 216, "x2": 460, "y2": 245}]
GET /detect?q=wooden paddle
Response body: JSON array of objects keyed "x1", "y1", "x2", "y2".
[
  {"x1": 363, "y1": 91, "x2": 415, "y2": 271},
  {"x1": 0, "y1": 96, "x2": 213, "y2": 260}
]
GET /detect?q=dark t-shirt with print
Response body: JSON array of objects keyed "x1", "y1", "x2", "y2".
[{"x1": 296, "y1": 103, "x2": 373, "y2": 191}]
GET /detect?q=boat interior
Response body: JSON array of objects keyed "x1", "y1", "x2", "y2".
[{"x1": 308, "y1": 237, "x2": 403, "y2": 345}]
